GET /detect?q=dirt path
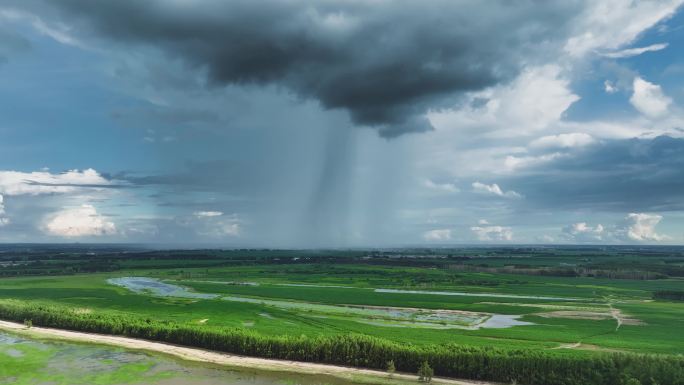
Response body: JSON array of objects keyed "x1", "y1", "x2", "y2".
[
  {"x1": 0, "y1": 320, "x2": 492, "y2": 385},
  {"x1": 608, "y1": 302, "x2": 622, "y2": 331},
  {"x1": 552, "y1": 342, "x2": 581, "y2": 349}
]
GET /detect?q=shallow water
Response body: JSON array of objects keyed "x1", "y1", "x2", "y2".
[
  {"x1": 374, "y1": 288, "x2": 579, "y2": 301},
  {"x1": 476, "y1": 314, "x2": 534, "y2": 329},
  {"x1": 109, "y1": 277, "x2": 534, "y2": 329},
  {"x1": 108, "y1": 277, "x2": 219, "y2": 299},
  {"x1": 0, "y1": 332, "x2": 359, "y2": 385}
]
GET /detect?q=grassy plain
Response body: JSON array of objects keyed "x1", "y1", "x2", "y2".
[{"x1": 0, "y1": 259, "x2": 682, "y2": 356}]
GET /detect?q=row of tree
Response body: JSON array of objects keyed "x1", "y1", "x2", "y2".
[
  {"x1": 0, "y1": 300, "x2": 681, "y2": 385},
  {"x1": 653, "y1": 290, "x2": 684, "y2": 301}
]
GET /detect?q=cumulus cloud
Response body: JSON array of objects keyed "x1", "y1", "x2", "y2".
[
  {"x1": 0, "y1": 168, "x2": 122, "y2": 230},
  {"x1": 472, "y1": 182, "x2": 522, "y2": 199},
  {"x1": 43, "y1": 204, "x2": 117, "y2": 237},
  {"x1": 423, "y1": 229, "x2": 452, "y2": 241},
  {"x1": 423, "y1": 179, "x2": 459, "y2": 193},
  {"x1": 615, "y1": 213, "x2": 667, "y2": 242},
  {"x1": 470, "y1": 225, "x2": 513, "y2": 241},
  {"x1": 222, "y1": 223, "x2": 240, "y2": 236},
  {"x1": 562, "y1": 222, "x2": 605, "y2": 242},
  {"x1": 0, "y1": 195, "x2": 8, "y2": 226},
  {"x1": 562, "y1": 213, "x2": 668, "y2": 243},
  {"x1": 183, "y1": 211, "x2": 242, "y2": 238},
  {"x1": 601, "y1": 42, "x2": 669, "y2": 59},
  {"x1": 604, "y1": 80, "x2": 618, "y2": 94},
  {"x1": 0, "y1": 168, "x2": 114, "y2": 196},
  {"x1": 429, "y1": 65, "x2": 580, "y2": 137},
  {"x1": 630, "y1": 77, "x2": 672, "y2": 118},
  {"x1": 196, "y1": 220, "x2": 241, "y2": 238},
  {"x1": 11, "y1": 0, "x2": 595, "y2": 137},
  {"x1": 529, "y1": 133, "x2": 595, "y2": 149}
]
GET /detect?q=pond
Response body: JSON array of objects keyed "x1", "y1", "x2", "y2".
[{"x1": 108, "y1": 277, "x2": 535, "y2": 330}]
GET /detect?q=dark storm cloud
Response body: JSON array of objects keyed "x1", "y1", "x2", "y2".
[
  {"x1": 22, "y1": 0, "x2": 583, "y2": 137},
  {"x1": 508, "y1": 136, "x2": 684, "y2": 212}
]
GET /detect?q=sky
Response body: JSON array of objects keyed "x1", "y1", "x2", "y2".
[{"x1": 1, "y1": 0, "x2": 684, "y2": 247}]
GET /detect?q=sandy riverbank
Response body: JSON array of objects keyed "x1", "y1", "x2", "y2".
[{"x1": 0, "y1": 320, "x2": 492, "y2": 385}]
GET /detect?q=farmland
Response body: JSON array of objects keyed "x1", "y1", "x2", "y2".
[{"x1": 0, "y1": 245, "x2": 683, "y2": 384}]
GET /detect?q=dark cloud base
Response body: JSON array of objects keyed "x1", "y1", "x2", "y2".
[{"x1": 26, "y1": 0, "x2": 582, "y2": 136}]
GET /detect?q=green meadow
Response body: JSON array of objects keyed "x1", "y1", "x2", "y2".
[
  {"x1": 0, "y1": 261, "x2": 682, "y2": 355},
  {"x1": 1, "y1": 248, "x2": 684, "y2": 385}
]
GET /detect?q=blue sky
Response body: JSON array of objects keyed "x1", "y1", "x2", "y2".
[{"x1": 1, "y1": 1, "x2": 684, "y2": 246}]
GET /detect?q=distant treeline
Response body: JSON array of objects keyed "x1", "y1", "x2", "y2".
[
  {"x1": 653, "y1": 290, "x2": 684, "y2": 301},
  {"x1": 2, "y1": 248, "x2": 684, "y2": 279},
  {"x1": 0, "y1": 300, "x2": 681, "y2": 385},
  {"x1": 448, "y1": 264, "x2": 674, "y2": 280}
]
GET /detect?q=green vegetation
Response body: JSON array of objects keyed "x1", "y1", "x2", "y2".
[
  {"x1": 386, "y1": 360, "x2": 396, "y2": 375},
  {"x1": 417, "y1": 361, "x2": 433, "y2": 383},
  {"x1": 0, "y1": 245, "x2": 683, "y2": 385},
  {"x1": 0, "y1": 333, "x2": 173, "y2": 385},
  {"x1": 653, "y1": 290, "x2": 684, "y2": 301},
  {"x1": 0, "y1": 299, "x2": 683, "y2": 385}
]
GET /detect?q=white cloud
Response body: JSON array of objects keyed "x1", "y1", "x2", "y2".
[
  {"x1": 477, "y1": 219, "x2": 489, "y2": 225},
  {"x1": 604, "y1": 80, "x2": 618, "y2": 94},
  {"x1": 0, "y1": 168, "x2": 113, "y2": 196},
  {"x1": 562, "y1": 222, "x2": 605, "y2": 242},
  {"x1": 194, "y1": 211, "x2": 223, "y2": 217},
  {"x1": 218, "y1": 222, "x2": 241, "y2": 237},
  {"x1": 470, "y1": 225, "x2": 513, "y2": 241},
  {"x1": 564, "y1": 1, "x2": 681, "y2": 57},
  {"x1": 0, "y1": 195, "x2": 8, "y2": 227},
  {"x1": 429, "y1": 65, "x2": 579, "y2": 137},
  {"x1": 423, "y1": 179, "x2": 459, "y2": 193},
  {"x1": 601, "y1": 42, "x2": 669, "y2": 58},
  {"x1": 472, "y1": 182, "x2": 522, "y2": 199},
  {"x1": 529, "y1": 133, "x2": 595, "y2": 149},
  {"x1": 503, "y1": 152, "x2": 566, "y2": 172},
  {"x1": 189, "y1": 212, "x2": 242, "y2": 238},
  {"x1": 630, "y1": 77, "x2": 672, "y2": 118},
  {"x1": 43, "y1": 204, "x2": 117, "y2": 237},
  {"x1": 562, "y1": 214, "x2": 669, "y2": 243},
  {"x1": 423, "y1": 229, "x2": 452, "y2": 241},
  {"x1": 615, "y1": 213, "x2": 667, "y2": 242},
  {"x1": 0, "y1": 8, "x2": 83, "y2": 48}
]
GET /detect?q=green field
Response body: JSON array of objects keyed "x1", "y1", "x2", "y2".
[
  {"x1": 1, "y1": 262, "x2": 683, "y2": 354},
  {"x1": 1, "y1": 246, "x2": 683, "y2": 385}
]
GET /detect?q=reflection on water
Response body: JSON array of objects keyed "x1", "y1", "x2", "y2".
[
  {"x1": 0, "y1": 332, "x2": 354, "y2": 385},
  {"x1": 108, "y1": 277, "x2": 535, "y2": 329},
  {"x1": 375, "y1": 288, "x2": 579, "y2": 301},
  {"x1": 107, "y1": 277, "x2": 219, "y2": 299}
]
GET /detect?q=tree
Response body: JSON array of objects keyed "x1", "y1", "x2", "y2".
[
  {"x1": 625, "y1": 379, "x2": 642, "y2": 385},
  {"x1": 418, "y1": 361, "x2": 433, "y2": 383},
  {"x1": 386, "y1": 360, "x2": 395, "y2": 376}
]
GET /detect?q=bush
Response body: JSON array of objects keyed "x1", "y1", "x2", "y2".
[
  {"x1": 418, "y1": 361, "x2": 434, "y2": 383},
  {"x1": 386, "y1": 359, "x2": 395, "y2": 375}
]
